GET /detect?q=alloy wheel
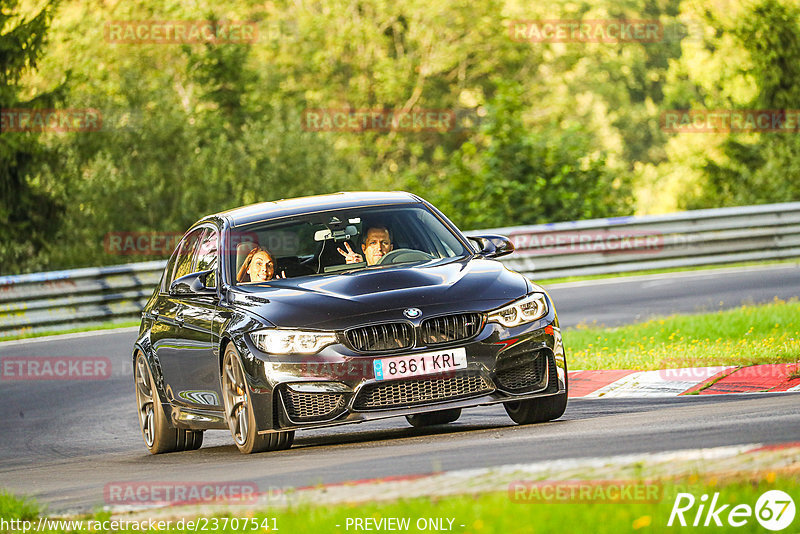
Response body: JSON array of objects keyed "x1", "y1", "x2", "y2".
[
  {"x1": 134, "y1": 355, "x2": 156, "y2": 447},
  {"x1": 222, "y1": 350, "x2": 250, "y2": 446}
]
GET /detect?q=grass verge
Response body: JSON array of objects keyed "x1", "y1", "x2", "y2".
[
  {"x1": 1, "y1": 473, "x2": 797, "y2": 533},
  {"x1": 563, "y1": 298, "x2": 800, "y2": 370}
]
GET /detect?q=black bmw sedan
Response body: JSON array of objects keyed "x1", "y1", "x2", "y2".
[{"x1": 133, "y1": 191, "x2": 567, "y2": 454}]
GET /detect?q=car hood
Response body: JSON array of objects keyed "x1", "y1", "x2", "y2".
[{"x1": 231, "y1": 257, "x2": 529, "y2": 329}]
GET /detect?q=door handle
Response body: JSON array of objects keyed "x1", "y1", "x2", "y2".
[{"x1": 175, "y1": 311, "x2": 184, "y2": 327}]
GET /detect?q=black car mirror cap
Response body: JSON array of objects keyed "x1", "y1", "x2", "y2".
[
  {"x1": 467, "y1": 234, "x2": 515, "y2": 259},
  {"x1": 169, "y1": 270, "x2": 216, "y2": 296}
]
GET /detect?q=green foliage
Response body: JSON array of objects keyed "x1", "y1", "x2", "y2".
[
  {"x1": 662, "y1": 0, "x2": 800, "y2": 210},
  {"x1": 419, "y1": 84, "x2": 632, "y2": 229},
  {"x1": 0, "y1": 490, "x2": 39, "y2": 521},
  {"x1": 40, "y1": 52, "x2": 354, "y2": 269},
  {"x1": 5, "y1": 0, "x2": 799, "y2": 273},
  {"x1": 0, "y1": 0, "x2": 66, "y2": 273}
]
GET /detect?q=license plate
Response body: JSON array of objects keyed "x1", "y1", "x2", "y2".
[{"x1": 373, "y1": 347, "x2": 467, "y2": 381}]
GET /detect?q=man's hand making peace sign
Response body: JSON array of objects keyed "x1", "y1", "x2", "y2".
[{"x1": 337, "y1": 241, "x2": 364, "y2": 264}]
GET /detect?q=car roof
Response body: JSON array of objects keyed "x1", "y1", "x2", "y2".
[{"x1": 211, "y1": 191, "x2": 424, "y2": 227}]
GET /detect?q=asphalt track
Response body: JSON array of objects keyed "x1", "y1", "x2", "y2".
[{"x1": 1, "y1": 264, "x2": 799, "y2": 513}]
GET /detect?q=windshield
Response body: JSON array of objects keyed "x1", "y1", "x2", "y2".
[{"x1": 228, "y1": 205, "x2": 470, "y2": 284}]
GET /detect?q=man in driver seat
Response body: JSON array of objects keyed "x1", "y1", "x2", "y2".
[{"x1": 338, "y1": 226, "x2": 393, "y2": 266}]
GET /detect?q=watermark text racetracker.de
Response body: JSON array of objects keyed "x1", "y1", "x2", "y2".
[
  {"x1": 1, "y1": 109, "x2": 102, "y2": 132},
  {"x1": 0, "y1": 357, "x2": 111, "y2": 381},
  {"x1": 509, "y1": 230, "x2": 664, "y2": 256},
  {"x1": 104, "y1": 481, "x2": 263, "y2": 506},
  {"x1": 658, "y1": 358, "x2": 799, "y2": 381},
  {"x1": 302, "y1": 109, "x2": 457, "y2": 132},
  {"x1": 509, "y1": 20, "x2": 663, "y2": 43},
  {"x1": 103, "y1": 230, "x2": 297, "y2": 256},
  {"x1": 509, "y1": 480, "x2": 662, "y2": 503},
  {"x1": 662, "y1": 109, "x2": 800, "y2": 133},
  {"x1": 0, "y1": 516, "x2": 279, "y2": 533},
  {"x1": 104, "y1": 20, "x2": 258, "y2": 44}
]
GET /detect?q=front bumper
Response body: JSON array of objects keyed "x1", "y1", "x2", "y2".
[{"x1": 238, "y1": 318, "x2": 567, "y2": 433}]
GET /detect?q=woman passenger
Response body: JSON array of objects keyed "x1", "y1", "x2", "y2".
[{"x1": 237, "y1": 247, "x2": 284, "y2": 283}]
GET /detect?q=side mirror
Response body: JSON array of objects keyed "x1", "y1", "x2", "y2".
[
  {"x1": 467, "y1": 234, "x2": 515, "y2": 259},
  {"x1": 170, "y1": 270, "x2": 216, "y2": 296}
]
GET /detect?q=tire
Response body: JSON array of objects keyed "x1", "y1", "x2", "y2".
[
  {"x1": 504, "y1": 364, "x2": 568, "y2": 425},
  {"x1": 405, "y1": 408, "x2": 462, "y2": 427},
  {"x1": 134, "y1": 352, "x2": 203, "y2": 454},
  {"x1": 221, "y1": 343, "x2": 294, "y2": 454}
]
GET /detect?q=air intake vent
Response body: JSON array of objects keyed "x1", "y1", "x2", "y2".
[
  {"x1": 420, "y1": 313, "x2": 482, "y2": 346},
  {"x1": 345, "y1": 323, "x2": 414, "y2": 352},
  {"x1": 353, "y1": 371, "x2": 493, "y2": 410},
  {"x1": 281, "y1": 389, "x2": 347, "y2": 422},
  {"x1": 494, "y1": 350, "x2": 548, "y2": 392}
]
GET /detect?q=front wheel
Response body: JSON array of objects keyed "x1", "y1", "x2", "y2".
[
  {"x1": 221, "y1": 344, "x2": 294, "y2": 454},
  {"x1": 504, "y1": 367, "x2": 568, "y2": 425},
  {"x1": 134, "y1": 352, "x2": 203, "y2": 454},
  {"x1": 406, "y1": 408, "x2": 461, "y2": 427}
]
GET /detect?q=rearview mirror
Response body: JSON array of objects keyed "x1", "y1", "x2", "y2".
[
  {"x1": 467, "y1": 234, "x2": 515, "y2": 259},
  {"x1": 314, "y1": 225, "x2": 358, "y2": 242}
]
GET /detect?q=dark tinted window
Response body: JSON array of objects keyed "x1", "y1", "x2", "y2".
[
  {"x1": 171, "y1": 228, "x2": 204, "y2": 284},
  {"x1": 195, "y1": 228, "x2": 218, "y2": 288},
  {"x1": 162, "y1": 247, "x2": 180, "y2": 292}
]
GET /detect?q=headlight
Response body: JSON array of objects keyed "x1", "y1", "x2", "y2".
[
  {"x1": 487, "y1": 293, "x2": 548, "y2": 328},
  {"x1": 250, "y1": 329, "x2": 337, "y2": 354}
]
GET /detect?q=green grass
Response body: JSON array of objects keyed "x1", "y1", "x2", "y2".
[
  {"x1": 0, "y1": 320, "x2": 139, "y2": 343},
  {"x1": 1, "y1": 474, "x2": 797, "y2": 533},
  {"x1": 0, "y1": 490, "x2": 38, "y2": 522},
  {"x1": 535, "y1": 259, "x2": 799, "y2": 286},
  {"x1": 563, "y1": 298, "x2": 800, "y2": 370}
]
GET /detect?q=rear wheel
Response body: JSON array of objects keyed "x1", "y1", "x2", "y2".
[
  {"x1": 504, "y1": 365, "x2": 568, "y2": 425},
  {"x1": 222, "y1": 344, "x2": 294, "y2": 454},
  {"x1": 134, "y1": 352, "x2": 203, "y2": 454},
  {"x1": 406, "y1": 408, "x2": 462, "y2": 427}
]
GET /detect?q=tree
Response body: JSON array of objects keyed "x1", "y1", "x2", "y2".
[
  {"x1": 0, "y1": 0, "x2": 65, "y2": 274},
  {"x1": 662, "y1": 0, "x2": 800, "y2": 209},
  {"x1": 413, "y1": 83, "x2": 633, "y2": 229}
]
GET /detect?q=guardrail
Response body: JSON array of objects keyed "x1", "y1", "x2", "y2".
[
  {"x1": 478, "y1": 201, "x2": 800, "y2": 279},
  {"x1": 0, "y1": 261, "x2": 166, "y2": 338},
  {"x1": 2, "y1": 202, "x2": 799, "y2": 338}
]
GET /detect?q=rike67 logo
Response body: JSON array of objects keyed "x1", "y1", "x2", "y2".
[{"x1": 668, "y1": 490, "x2": 795, "y2": 530}]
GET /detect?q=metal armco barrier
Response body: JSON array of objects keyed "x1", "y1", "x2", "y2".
[
  {"x1": 0, "y1": 261, "x2": 165, "y2": 337},
  {"x1": 479, "y1": 201, "x2": 800, "y2": 279},
  {"x1": 2, "y1": 202, "x2": 799, "y2": 337}
]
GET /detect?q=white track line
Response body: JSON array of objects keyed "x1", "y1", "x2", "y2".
[
  {"x1": 0, "y1": 326, "x2": 138, "y2": 347},
  {"x1": 584, "y1": 366, "x2": 734, "y2": 398}
]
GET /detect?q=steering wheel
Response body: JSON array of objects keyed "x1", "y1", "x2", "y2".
[{"x1": 376, "y1": 248, "x2": 434, "y2": 265}]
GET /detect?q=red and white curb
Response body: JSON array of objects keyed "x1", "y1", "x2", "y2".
[{"x1": 568, "y1": 363, "x2": 800, "y2": 398}]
